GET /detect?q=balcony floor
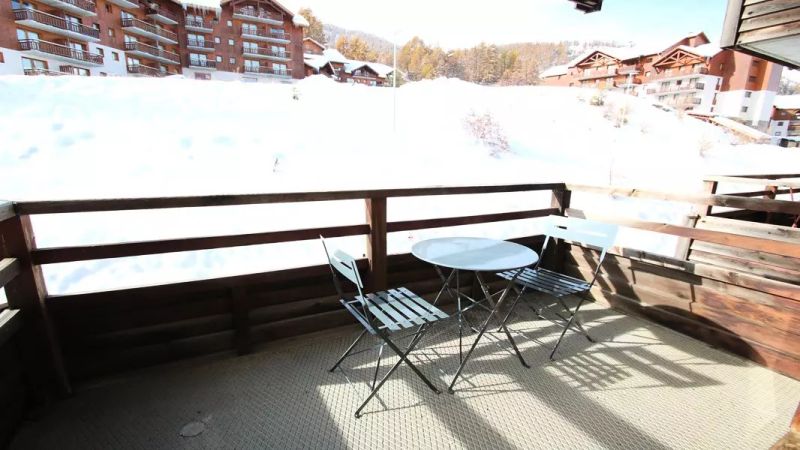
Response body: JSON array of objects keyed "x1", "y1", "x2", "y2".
[{"x1": 10, "y1": 300, "x2": 800, "y2": 449}]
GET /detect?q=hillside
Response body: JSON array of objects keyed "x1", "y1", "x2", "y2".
[{"x1": 1, "y1": 75, "x2": 798, "y2": 295}]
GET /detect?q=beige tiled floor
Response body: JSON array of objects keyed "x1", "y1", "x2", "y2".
[{"x1": 11, "y1": 301, "x2": 800, "y2": 449}]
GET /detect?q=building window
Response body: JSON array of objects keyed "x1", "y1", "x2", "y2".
[
  {"x1": 97, "y1": 48, "x2": 104, "y2": 57},
  {"x1": 227, "y1": 20, "x2": 232, "y2": 26},
  {"x1": 100, "y1": 72, "x2": 107, "y2": 76},
  {"x1": 195, "y1": 73, "x2": 211, "y2": 80},
  {"x1": 741, "y1": 106, "x2": 749, "y2": 113},
  {"x1": 112, "y1": 52, "x2": 119, "y2": 61},
  {"x1": 748, "y1": 76, "x2": 757, "y2": 82},
  {"x1": 21, "y1": 57, "x2": 47, "y2": 72},
  {"x1": 228, "y1": 39, "x2": 234, "y2": 45},
  {"x1": 645, "y1": 71, "x2": 651, "y2": 77},
  {"x1": 215, "y1": 56, "x2": 222, "y2": 62},
  {"x1": 229, "y1": 57, "x2": 236, "y2": 64},
  {"x1": 775, "y1": 132, "x2": 781, "y2": 136},
  {"x1": 777, "y1": 121, "x2": 785, "y2": 126},
  {"x1": 744, "y1": 91, "x2": 752, "y2": 98},
  {"x1": 92, "y1": 23, "x2": 100, "y2": 32},
  {"x1": 665, "y1": 68, "x2": 673, "y2": 75},
  {"x1": 108, "y1": 28, "x2": 115, "y2": 37},
  {"x1": 214, "y1": 37, "x2": 221, "y2": 44},
  {"x1": 105, "y1": 3, "x2": 111, "y2": 12},
  {"x1": 0, "y1": 52, "x2": 4, "y2": 63},
  {"x1": 719, "y1": 63, "x2": 724, "y2": 71}
]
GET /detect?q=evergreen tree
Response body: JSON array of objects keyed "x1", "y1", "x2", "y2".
[{"x1": 298, "y1": 8, "x2": 326, "y2": 44}]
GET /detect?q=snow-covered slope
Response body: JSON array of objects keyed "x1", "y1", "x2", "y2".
[{"x1": 1, "y1": 76, "x2": 798, "y2": 294}]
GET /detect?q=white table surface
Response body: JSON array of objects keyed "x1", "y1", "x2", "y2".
[{"x1": 411, "y1": 237, "x2": 539, "y2": 272}]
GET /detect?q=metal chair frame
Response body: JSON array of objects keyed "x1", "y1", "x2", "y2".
[
  {"x1": 321, "y1": 237, "x2": 447, "y2": 418},
  {"x1": 496, "y1": 215, "x2": 618, "y2": 360}
]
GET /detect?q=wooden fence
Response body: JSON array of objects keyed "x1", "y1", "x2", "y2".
[{"x1": 0, "y1": 180, "x2": 798, "y2": 403}]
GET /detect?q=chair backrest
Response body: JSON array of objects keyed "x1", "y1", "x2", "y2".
[
  {"x1": 320, "y1": 236, "x2": 365, "y2": 297},
  {"x1": 542, "y1": 215, "x2": 619, "y2": 265}
]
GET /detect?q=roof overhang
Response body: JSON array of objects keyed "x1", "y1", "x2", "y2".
[
  {"x1": 720, "y1": 0, "x2": 800, "y2": 69},
  {"x1": 568, "y1": 0, "x2": 602, "y2": 13}
]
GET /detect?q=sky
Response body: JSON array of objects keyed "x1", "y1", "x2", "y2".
[{"x1": 284, "y1": 0, "x2": 730, "y2": 49}]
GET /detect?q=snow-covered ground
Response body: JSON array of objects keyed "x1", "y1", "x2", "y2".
[{"x1": 1, "y1": 75, "x2": 799, "y2": 295}]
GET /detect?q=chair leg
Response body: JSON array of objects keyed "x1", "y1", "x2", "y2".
[
  {"x1": 496, "y1": 285, "x2": 527, "y2": 332},
  {"x1": 329, "y1": 329, "x2": 368, "y2": 373},
  {"x1": 556, "y1": 296, "x2": 594, "y2": 342},
  {"x1": 371, "y1": 343, "x2": 385, "y2": 390},
  {"x1": 550, "y1": 295, "x2": 589, "y2": 361}
]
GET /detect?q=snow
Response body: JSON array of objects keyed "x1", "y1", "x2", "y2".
[
  {"x1": 774, "y1": 95, "x2": 800, "y2": 110},
  {"x1": 1, "y1": 75, "x2": 799, "y2": 295},
  {"x1": 674, "y1": 43, "x2": 721, "y2": 58},
  {"x1": 322, "y1": 48, "x2": 348, "y2": 64},
  {"x1": 292, "y1": 13, "x2": 309, "y2": 28},
  {"x1": 540, "y1": 64, "x2": 568, "y2": 78}
]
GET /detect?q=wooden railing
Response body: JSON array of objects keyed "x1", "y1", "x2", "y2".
[
  {"x1": 187, "y1": 39, "x2": 215, "y2": 49},
  {"x1": 240, "y1": 27, "x2": 290, "y2": 41},
  {"x1": 2, "y1": 181, "x2": 799, "y2": 392},
  {"x1": 50, "y1": 0, "x2": 96, "y2": 13},
  {"x1": 244, "y1": 66, "x2": 291, "y2": 76},
  {"x1": 233, "y1": 7, "x2": 283, "y2": 23},
  {"x1": 18, "y1": 39, "x2": 103, "y2": 64},
  {"x1": 241, "y1": 46, "x2": 290, "y2": 59},
  {"x1": 13, "y1": 9, "x2": 100, "y2": 39},
  {"x1": 121, "y1": 17, "x2": 178, "y2": 42},
  {"x1": 124, "y1": 41, "x2": 180, "y2": 63},
  {"x1": 126, "y1": 64, "x2": 166, "y2": 77}
]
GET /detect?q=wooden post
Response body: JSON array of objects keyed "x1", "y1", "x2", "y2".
[
  {"x1": 764, "y1": 184, "x2": 777, "y2": 224},
  {"x1": 0, "y1": 215, "x2": 71, "y2": 398},
  {"x1": 550, "y1": 188, "x2": 572, "y2": 272},
  {"x1": 675, "y1": 180, "x2": 717, "y2": 260},
  {"x1": 365, "y1": 197, "x2": 387, "y2": 291},
  {"x1": 230, "y1": 287, "x2": 251, "y2": 355}
]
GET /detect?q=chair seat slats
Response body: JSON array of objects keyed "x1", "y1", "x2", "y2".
[
  {"x1": 397, "y1": 287, "x2": 449, "y2": 320},
  {"x1": 498, "y1": 268, "x2": 590, "y2": 297},
  {"x1": 351, "y1": 287, "x2": 447, "y2": 331}
]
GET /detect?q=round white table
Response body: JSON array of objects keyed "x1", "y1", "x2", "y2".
[{"x1": 412, "y1": 237, "x2": 539, "y2": 393}]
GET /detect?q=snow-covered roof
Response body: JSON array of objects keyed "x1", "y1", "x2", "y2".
[
  {"x1": 368, "y1": 62, "x2": 394, "y2": 78},
  {"x1": 177, "y1": 0, "x2": 221, "y2": 11},
  {"x1": 540, "y1": 64, "x2": 568, "y2": 78},
  {"x1": 304, "y1": 54, "x2": 330, "y2": 70},
  {"x1": 303, "y1": 37, "x2": 325, "y2": 50},
  {"x1": 292, "y1": 13, "x2": 308, "y2": 28},
  {"x1": 774, "y1": 95, "x2": 800, "y2": 110},
  {"x1": 675, "y1": 43, "x2": 721, "y2": 58},
  {"x1": 322, "y1": 49, "x2": 348, "y2": 64}
]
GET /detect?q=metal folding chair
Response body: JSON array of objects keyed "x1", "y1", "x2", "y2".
[
  {"x1": 321, "y1": 237, "x2": 448, "y2": 418},
  {"x1": 496, "y1": 215, "x2": 618, "y2": 360}
]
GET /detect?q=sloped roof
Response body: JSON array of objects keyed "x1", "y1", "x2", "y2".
[
  {"x1": 774, "y1": 95, "x2": 800, "y2": 110},
  {"x1": 322, "y1": 48, "x2": 348, "y2": 64},
  {"x1": 652, "y1": 43, "x2": 721, "y2": 65},
  {"x1": 540, "y1": 64, "x2": 569, "y2": 78},
  {"x1": 303, "y1": 37, "x2": 326, "y2": 50}
]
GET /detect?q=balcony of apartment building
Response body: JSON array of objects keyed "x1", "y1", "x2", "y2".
[
  {"x1": 187, "y1": 58, "x2": 217, "y2": 70},
  {"x1": 577, "y1": 67, "x2": 617, "y2": 81},
  {"x1": 145, "y1": 6, "x2": 178, "y2": 25},
  {"x1": 121, "y1": 16, "x2": 178, "y2": 45},
  {"x1": 105, "y1": 0, "x2": 137, "y2": 9},
  {"x1": 656, "y1": 81, "x2": 706, "y2": 94},
  {"x1": 124, "y1": 40, "x2": 180, "y2": 65},
  {"x1": 2, "y1": 178, "x2": 800, "y2": 449},
  {"x1": 185, "y1": 16, "x2": 213, "y2": 33},
  {"x1": 241, "y1": 45, "x2": 291, "y2": 62},
  {"x1": 126, "y1": 63, "x2": 167, "y2": 77},
  {"x1": 240, "y1": 26, "x2": 290, "y2": 44},
  {"x1": 651, "y1": 65, "x2": 710, "y2": 82},
  {"x1": 243, "y1": 65, "x2": 291, "y2": 77},
  {"x1": 13, "y1": 9, "x2": 100, "y2": 42},
  {"x1": 233, "y1": 6, "x2": 283, "y2": 25},
  {"x1": 22, "y1": 67, "x2": 66, "y2": 76},
  {"x1": 33, "y1": 0, "x2": 96, "y2": 17},
  {"x1": 18, "y1": 39, "x2": 103, "y2": 65},
  {"x1": 658, "y1": 94, "x2": 702, "y2": 108},
  {"x1": 186, "y1": 38, "x2": 215, "y2": 52}
]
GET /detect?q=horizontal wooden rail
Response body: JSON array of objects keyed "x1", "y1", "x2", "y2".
[
  {"x1": 0, "y1": 309, "x2": 22, "y2": 348},
  {"x1": 33, "y1": 224, "x2": 370, "y2": 264},
  {"x1": 0, "y1": 202, "x2": 15, "y2": 223},
  {"x1": 726, "y1": 189, "x2": 791, "y2": 197},
  {"x1": 719, "y1": 173, "x2": 800, "y2": 180},
  {"x1": 0, "y1": 259, "x2": 21, "y2": 289},
  {"x1": 15, "y1": 183, "x2": 566, "y2": 215},
  {"x1": 567, "y1": 208, "x2": 800, "y2": 258},
  {"x1": 704, "y1": 175, "x2": 800, "y2": 189},
  {"x1": 567, "y1": 184, "x2": 800, "y2": 215},
  {"x1": 387, "y1": 208, "x2": 559, "y2": 232}
]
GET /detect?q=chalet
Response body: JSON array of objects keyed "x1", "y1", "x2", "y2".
[
  {"x1": 303, "y1": 37, "x2": 325, "y2": 55},
  {"x1": 303, "y1": 44, "x2": 395, "y2": 86},
  {"x1": 768, "y1": 95, "x2": 800, "y2": 147},
  {"x1": 540, "y1": 31, "x2": 783, "y2": 129}
]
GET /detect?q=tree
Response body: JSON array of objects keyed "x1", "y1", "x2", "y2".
[
  {"x1": 335, "y1": 35, "x2": 377, "y2": 61},
  {"x1": 779, "y1": 77, "x2": 800, "y2": 95},
  {"x1": 298, "y1": 8, "x2": 325, "y2": 44}
]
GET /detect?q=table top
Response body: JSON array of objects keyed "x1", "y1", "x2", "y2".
[{"x1": 411, "y1": 237, "x2": 539, "y2": 272}]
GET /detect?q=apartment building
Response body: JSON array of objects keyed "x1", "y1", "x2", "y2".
[
  {"x1": 540, "y1": 32, "x2": 783, "y2": 128},
  {"x1": 0, "y1": 0, "x2": 308, "y2": 82},
  {"x1": 768, "y1": 95, "x2": 800, "y2": 147},
  {"x1": 302, "y1": 39, "x2": 394, "y2": 87}
]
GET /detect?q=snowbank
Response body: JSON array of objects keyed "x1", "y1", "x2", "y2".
[{"x1": 1, "y1": 75, "x2": 798, "y2": 294}]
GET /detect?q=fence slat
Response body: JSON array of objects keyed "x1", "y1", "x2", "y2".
[{"x1": 0, "y1": 259, "x2": 21, "y2": 289}]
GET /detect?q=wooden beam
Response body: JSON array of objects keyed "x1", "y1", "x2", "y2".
[
  {"x1": 33, "y1": 224, "x2": 370, "y2": 265},
  {"x1": 704, "y1": 175, "x2": 800, "y2": 189},
  {"x1": 551, "y1": 189, "x2": 572, "y2": 271},
  {"x1": 387, "y1": 208, "x2": 559, "y2": 232},
  {"x1": 15, "y1": 183, "x2": 566, "y2": 215},
  {"x1": 566, "y1": 208, "x2": 800, "y2": 258},
  {"x1": 0, "y1": 202, "x2": 14, "y2": 224},
  {"x1": 567, "y1": 183, "x2": 800, "y2": 215},
  {"x1": 230, "y1": 287, "x2": 251, "y2": 355},
  {"x1": 675, "y1": 179, "x2": 717, "y2": 260},
  {"x1": 0, "y1": 259, "x2": 21, "y2": 290},
  {"x1": 0, "y1": 310, "x2": 22, "y2": 348},
  {"x1": 365, "y1": 197, "x2": 387, "y2": 291}
]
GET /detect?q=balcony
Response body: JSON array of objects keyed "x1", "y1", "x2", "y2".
[
  {"x1": 126, "y1": 63, "x2": 167, "y2": 77},
  {"x1": 243, "y1": 65, "x2": 291, "y2": 77},
  {"x1": 34, "y1": 0, "x2": 96, "y2": 17},
  {"x1": 121, "y1": 17, "x2": 178, "y2": 44},
  {"x1": 146, "y1": 7, "x2": 178, "y2": 25},
  {"x1": 124, "y1": 41, "x2": 180, "y2": 65},
  {"x1": 578, "y1": 68, "x2": 617, "y2": 80},
  {"x1": 241, "y1": 46, "x2": 291, "y2": 61},
  {"x1": 188, "y1": 59, "x2": 217, "y2": 70},
  {"x1": 185, "y1": 17, "x2": 213, "y2": 33},
  {"x1": 13, "y1": 9, "x2": 100, "y2": 42},
  {"x1": 22, "y1": 68, "x2": 66, "y2": 76},
  {"x1": 240, "y1": 27, "x2": 290, "y2": 43},
  {"x1": 105, "y1": 0, "x2": 138, "y2": 8},
  {"x1": 657, "y1": 82, "x2": 706, "y2": 94},
  {"x1": 186, "y1": 38, "x2": 215, "y2": 52},
  {"x1": 1, "y1": 179, "x2": 799, "y2": 449},
  {"x1": 18, "y1": 39, "x2": 103, "y2": 65},
  {"x1": 232, "y1": 7, "x2": 283, "y2": 25}
]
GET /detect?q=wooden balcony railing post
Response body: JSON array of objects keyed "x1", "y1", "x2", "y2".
[
  {"x1": 550, "y1": 188, "x2": 572, "y2": 272},
  {"x1": 0, "y1": 214, "x2": 71, "y2": 398},
  {"x1": 675, "y1": 179, "x2": 718, "y2": 260},
  {"x1": 764, "y1": 184, "x2": 777, "y2": 224},
  {"x1": 365, "y1": 197, "x2": 387, "y2": 291}
]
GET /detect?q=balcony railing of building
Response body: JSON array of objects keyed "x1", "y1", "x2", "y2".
[
  {"x1": 185, "y1": 17, "x2": 212, "y2": 31},
  {"x1": 18, "y1": 39, "x2": 103, "y2": 64},
  {"x1": 124, "y1": 41, "x2": 180, "y2": 64},
  {"x1": 13, "y1": 8, "x2": 100, "y2": 40},
  {"x1": 121, "y1": 17, "x2": 178, "y2": 42},
  {"x1": 657, "y1": 82, "x2": 706, "y2": 94},
  {"x1": 145, "y1": 7, "x2": 178, "y2": 24},
  {"x1": 653, "y1": 65, "x2": 711, "y2": 81},
  {"x1": 240, "y1": 27, "x2": 290, "y2": 42},
  {"x1": 39, "y1": 0, "x2": 96, "y2": 15},
  {"x1": 578, "y1": 67, "x2": 618, "y2": 80},
  {"x1": 22, "y1": 68, "x2": 66, "y2": 76},
  {"x1": 233, "y1": 7, "x2": 283, "y2": 24},
  {"x1": 188, "y1": 59, "x2": 216, "y2": 69},
  {"x1": 187, "y1": 39, "x2": 215, "y2": 50},
  {"x1": 126, "y1": 63, "x2": 166, "y2": 77},
  {"x1": 244, "y1": 66, "x2": 290, "y2": 76},
  {"x1": 241, "y1": 46, "x2": 290, "y2": 59}
]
